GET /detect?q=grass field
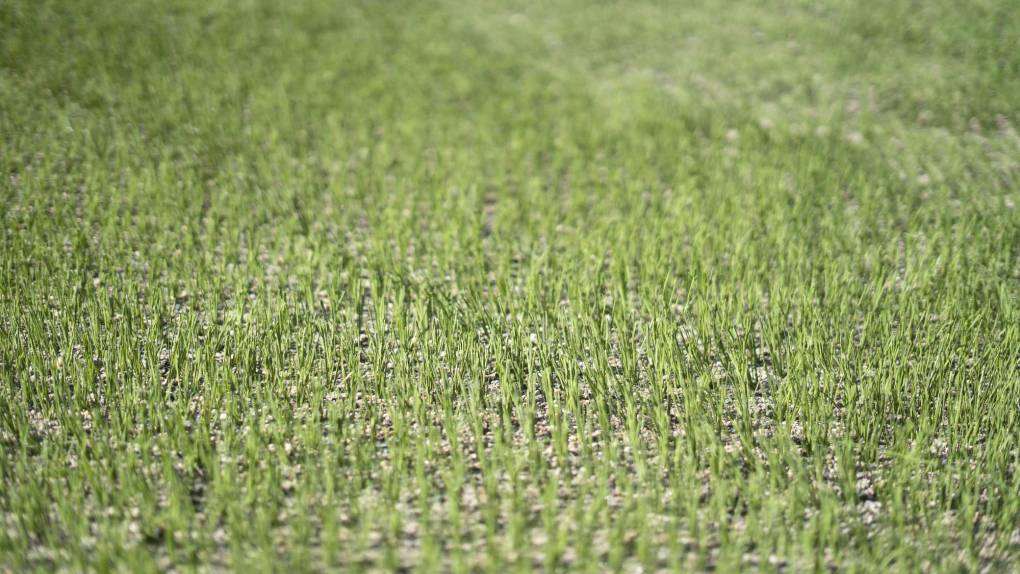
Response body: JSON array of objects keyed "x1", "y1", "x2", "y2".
[{"x1": 2, "y1": 0, "x2": 1020, "y2": 571}]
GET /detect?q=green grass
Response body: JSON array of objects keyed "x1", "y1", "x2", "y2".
[{"x1": 2, "y1": 0, "x2": 1019, "y2": 571}]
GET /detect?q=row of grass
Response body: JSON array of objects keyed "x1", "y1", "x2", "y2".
[{"x1": 2, "y1": 0, "x2": 1019, "y2": 571}]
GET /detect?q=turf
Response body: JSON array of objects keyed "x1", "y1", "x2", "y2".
[{"x1": 2, "y1": 0, "x2": 1019, "y2": 571}]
